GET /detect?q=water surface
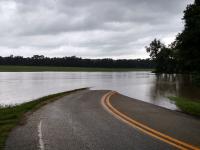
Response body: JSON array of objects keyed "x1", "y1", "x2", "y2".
[{"x1": 0, "y1": 72, "x2": 199, "y2": 110}]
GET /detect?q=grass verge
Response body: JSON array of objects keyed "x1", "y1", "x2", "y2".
[
  {"x1": 0, "y1": 65, "x2": 153, "y2": 72},
  {"x1": 169, "y1": 96, "x2": 200, "y2": 117},
  {"x1": 0, "y1": 88, "x2": 88, "y2": 150}
]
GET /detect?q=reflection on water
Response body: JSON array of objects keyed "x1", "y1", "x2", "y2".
[
  {"x1": 0, "y1": 72, "x2": 199, "y2": 110},
  {"x1": 151, "y1": 74, "x2": 200, "y2": 101}
]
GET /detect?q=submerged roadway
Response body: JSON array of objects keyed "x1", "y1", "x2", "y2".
[{"x1": 5, "y1": 90, "x2": 200, "y2": 150}]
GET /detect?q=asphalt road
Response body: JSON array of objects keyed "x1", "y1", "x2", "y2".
[
  {"x1": 5, "y1": 90, "x2": 199, "y2": 150},
  {"x1": 110, "y1": 92, "x2": 200, "y2": 148}
]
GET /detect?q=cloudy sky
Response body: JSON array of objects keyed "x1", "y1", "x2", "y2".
[{"x1": 0, "y1": 0, "x2": 193, "y2": 59}]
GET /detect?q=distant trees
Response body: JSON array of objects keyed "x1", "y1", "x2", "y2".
[
  {"x1": 146, "y1": 0, "x2": 200, "y2": 73},
  {"x1": 0, "y1": 55, "x2": 154, "y2": 69},
  {"x1": 32, "y1": 55, "x2": 45, "y2": 60}
]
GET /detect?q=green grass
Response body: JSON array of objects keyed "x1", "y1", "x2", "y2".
[
  {"x1": 169, "y1": 96, "x2": 200, "y2": 117},
  {"x1": 0, "y1": 88, "x2": 88, "y2": 150},
  {"x1": 0, "y1": 65, "x2": 153, "y2": 72}
]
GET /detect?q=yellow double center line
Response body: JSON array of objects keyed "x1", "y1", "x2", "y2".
[{"x1": 101, "y1": 91, "x2": 200, "y2": 150}]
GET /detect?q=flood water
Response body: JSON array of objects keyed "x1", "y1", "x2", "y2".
[{"x1": 0, "y1": 72, "x2": 200, "y2": 110}]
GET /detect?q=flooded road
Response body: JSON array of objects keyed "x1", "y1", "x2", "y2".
[{"x1": 0, "y1": 72, "x2": 199, "y2": 110}]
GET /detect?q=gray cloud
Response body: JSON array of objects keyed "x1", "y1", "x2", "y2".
[{"x1": 0, "y1": 0, "x2": 193, "y2": 58}]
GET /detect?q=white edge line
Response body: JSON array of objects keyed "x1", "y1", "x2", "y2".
[{"x1": 38, "y1": 120, "x2": 45, "y2": 150}]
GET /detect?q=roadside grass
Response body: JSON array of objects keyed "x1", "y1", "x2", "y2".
[
  {"x1": 0, "y1": 88, "x2": 88, "y2": 150},
  {"x1": 0, "y1": 65, "x2": 154, "y2": 72},
  {"x1": 169, "y1": 96, "x2": 200, "y2": 117}
]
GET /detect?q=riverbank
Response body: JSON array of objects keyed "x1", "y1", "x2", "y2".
[
  {"x1": 0, "y1": 65, "x2": 153, "y2": 72},
  {"x1": 0, "y1": 88, "x2": 88, "y2": 150},
  {"x1": 169, "y1": 97, "x2": 200, "y2": 117}
]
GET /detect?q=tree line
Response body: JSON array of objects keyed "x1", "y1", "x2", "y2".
[
  {"x1": 0, "y1": 55, "x2": 154, "y2": 69},
  {"x1": 146, "y1": 0, "x2": 200, "y2": 73}
]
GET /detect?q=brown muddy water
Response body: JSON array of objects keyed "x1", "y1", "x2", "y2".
[{"x1": 0, "y1": 72, "x2": 199, "y2": 110}]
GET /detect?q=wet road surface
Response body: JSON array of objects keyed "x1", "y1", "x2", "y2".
[
  {"x1": 109, "y1": 92, "x2": 200, "y2": 149},
  {"x1": 5, "y1": 90, "x2": 199, "y2": 150}
]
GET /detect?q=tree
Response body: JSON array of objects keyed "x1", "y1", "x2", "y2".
[
  {"x1": 145, "y1": 39, "x2": 165, "y2": 60},
  {"x1": 32, "y1": 55, "x2": 45, "y2": 59},
  {"x1": 175, "y1": 0, "x2": 200, "y2": 72},
  {"x1": 146, "y1": 39, "x2": 175, "y2": 73},
  {"x1": 146, "y1": 0, "x2": 200, "y2": 73}
]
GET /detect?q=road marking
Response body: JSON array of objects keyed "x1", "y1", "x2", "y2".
[
  {"x1": 38, "y1": 120, "x2": 45, "y2": 150},
  {"x1": 101, "y1": 91, "x2": 200, "y2": 150}
]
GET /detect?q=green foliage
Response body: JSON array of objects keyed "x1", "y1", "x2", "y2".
[{"x1": 169, "y1": 96, "x2": 200, "y2": 116}]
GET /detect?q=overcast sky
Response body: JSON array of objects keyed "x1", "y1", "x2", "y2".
[{"x1": 0, "y1": 0, "x2": 193, "y2": 59}]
